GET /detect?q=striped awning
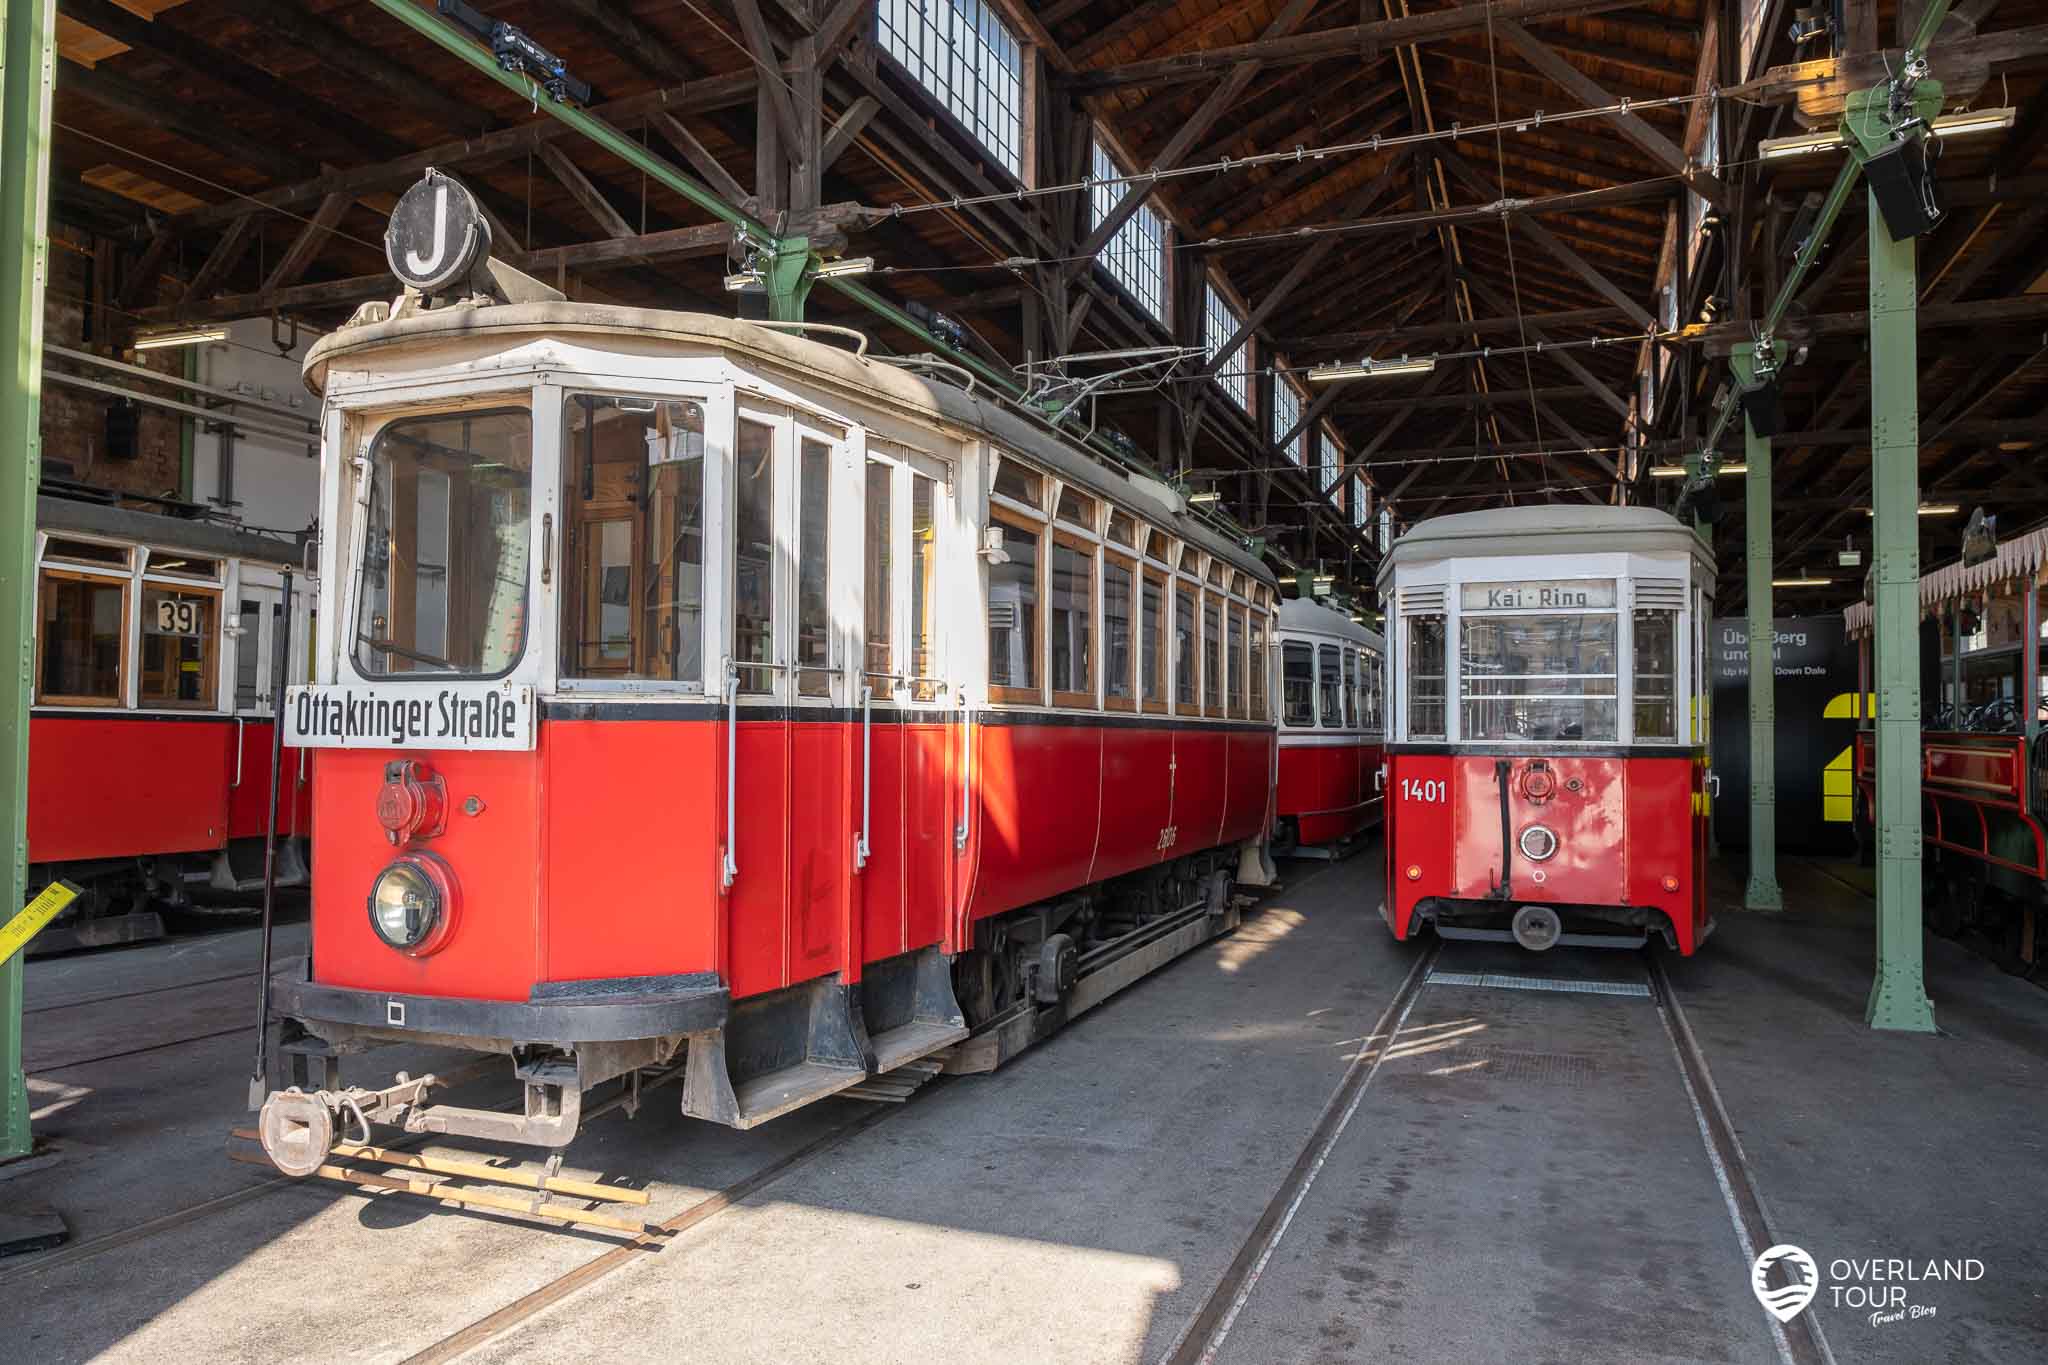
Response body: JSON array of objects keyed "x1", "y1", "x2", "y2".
[{"x1": 1843, "y1": 526, "x2": 2048, "y2": 638}]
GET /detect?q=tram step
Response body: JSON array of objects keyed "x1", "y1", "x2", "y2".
[
  {"x1": 840, "y1": 1060, "x2": 944, "y2": 1104},
  {"x1": 868, "y1": 1019, "x2": 970, "y2": 1075},
  {"x1": 728, "y1": 1062, "x2": 868, "y2": 1128}
]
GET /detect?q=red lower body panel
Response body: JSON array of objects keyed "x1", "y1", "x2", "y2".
[
  {"x1": 1382, "y1": 747, "x2": 1709, "y2": 954},
  {"x1": 1276, "y1": 738, "x2": 1384, "y2": 845}
]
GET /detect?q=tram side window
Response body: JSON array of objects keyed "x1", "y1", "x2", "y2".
[
  {"x1": 1317, "y1": 643, "x2": 1342, "y2": 728},
  {"x1": 1633, "y1": 609, "x2": 1678, "y2": 741},
  {"x1": 1140, "y1": 572, "x2": 1165, "y2": 708},
  {"x1": 140, "y1": 586, "x2": 217, "y2": 707},
  {"x1": 357, "y1": 408, "x2": 531, "y2": 679},
  {"x1": 1248, "y1": 611, "x2": 1268, "y2": 721},
  {"x1": 734, "y1": 418, "x2": 777, "y2": 694},
  {"x1": 558, "y1": 396, "x2": 707, "y2": 685},
  {"x1": 1175, "y1": 583, "x2": 1197, "y2": 708},
  {"x1": 1342, "y1": 647, "x2": 1359, "y2": 728},
  {"x1": 236, "y1": 600, "x2": 263, "y2": 709},
  {"x1": 36, "y1": 572, "x2": 126, "y2": 705},
  {"x1": 1282, "y1": 640, "x2": 1314, "y2": 727},
  {"x1": 1228, "y1": 606, "x2": 1246, "y2": 716},
  {"x1": 1202, "y1": 596, "x2": 1221, "y2": 713},
  {"x1": 1050, "y1": 536, "x2": 1094, "y2": 705},
  {"x1": 865, "y1": 461, "x2": 892, "y2": 677},
  {"x1": 910, "y1": 474, "x2": 939, "y2": 700},
  {"x1": 988, "y1": 515, "x2": 1041, "y2": 700},
  {"x1": 796, "y1": 437, "x2": 832, "y2": 698},
  {"x1": 1104, "y1": 554, "x2": 1135, "y2": 708},
  {"x1": 1408, "y1": 616, "x2": 1447, "y2": 738}
]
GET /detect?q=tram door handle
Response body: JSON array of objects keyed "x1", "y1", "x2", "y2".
[
  {"x1": 1706, "y1": 771, "x2": 1722, "y2": 799},
  {"x1": 854, "y1": 684, "x2": 873, "y2": 872},
  {"x1": 955, "y1": 696, "x2": 973, "y2": 852},
  {"x1": 1374, "y1": 764, "x2": 1386, "y2": 793},
  {"x1": 720, "y1": 661, "x2": 739, "y2": 891},
  {"x1": 230, "y1": 717, "x2": 246, "y2": 789}
]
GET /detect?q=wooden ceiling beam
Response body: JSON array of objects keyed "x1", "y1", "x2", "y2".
[
  {"x1": 58, "y1": 57, "x2": 302, "y2": 182},
  {"x1": 1072, "y1": 0, "x2": 1639, "y2": 91},
  {"x1": 1493, "y1": 19, "x2": 1727, "y2": 209},
  {"x1": 207, "y1": 0, "x2": 487, "y2": 135},
  {"x1": 535, "y1": 141, "x2": 636, "y2": 239}
]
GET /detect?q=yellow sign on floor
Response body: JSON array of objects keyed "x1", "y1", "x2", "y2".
[{"x1": 0, "y1": 881, "x2": 80, "y2": 966}]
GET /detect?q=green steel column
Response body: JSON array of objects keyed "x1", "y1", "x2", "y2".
[
  {"x1": 1857, "y1": 146, "x2": 1938, "y2": 1034},
  {"x1": 1734, "y1": 342, "x2": 1784, "y2": 910},
  {"x1": 0, "y1": 0, "x2": 58, "y2": 1160}
]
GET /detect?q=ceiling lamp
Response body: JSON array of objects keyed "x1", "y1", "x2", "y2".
[
  {"x1": 1759, "y1": 107, "x2": 2017, "y2": 160},
  {"x1": 1307, "y1": 355, "x2": 1436, "y2": 383},
  {"x1": 813, "y1": 257, "x2": 875, "y2": 279},
  {"x1": 134, "y1": 327, "x2": 228, "y2": 351},
  {"x1": 1772, "y1": 574, "x2": 1832, "y2": 587},
  {"x1": 1860, "y1": 502, "x2": 1961, "y2": 516}
]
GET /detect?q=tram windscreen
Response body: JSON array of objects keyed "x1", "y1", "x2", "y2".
[
  {"x1": 1459, "y1": 609, "x2": 1619, "y2": 742},
  {"x1": 1458, "y1": 581, "x2": 1613, "y2": 749},
  {"x1": 354, "y1": 408, "x2": 531, "y2": 678}
]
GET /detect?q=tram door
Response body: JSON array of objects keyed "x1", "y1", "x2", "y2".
[
  {"x1": 231, "y1": 569, "x2": 314, "y2": 841},
  {"x1": 727, "y1": 402, "x2": 852, "y2": 998},
  {"x1": 856, "y1": 443, "x2": 955, "y2": 969}
]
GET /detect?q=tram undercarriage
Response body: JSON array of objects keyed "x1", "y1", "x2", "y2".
[{"x1": 258, "y1": 845, "x2": 1256, "y2": 1174}]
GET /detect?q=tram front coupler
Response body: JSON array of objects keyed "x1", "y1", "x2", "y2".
[{"x1": 256, "y1": 1058, "x2": 584, "y2": 1177}]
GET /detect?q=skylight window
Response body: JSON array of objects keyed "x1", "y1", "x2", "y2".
[
  {"x1": 878, "y1": 0, "x2": 1025, "y2": 178},
  {"x1": 1091, "y1": 139, "x2": 1167, "y2": 324},
  {"x1": 1204, "y1": 281, "x2": 1249, "y2": 410},
  {"x1": 1272, "y1": 375, "x2": 1304, "y2": 466}
]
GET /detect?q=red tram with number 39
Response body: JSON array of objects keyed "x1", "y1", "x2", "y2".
[{"x1": 1377, "y1": 507, "x2": 1718, "y2": 954}]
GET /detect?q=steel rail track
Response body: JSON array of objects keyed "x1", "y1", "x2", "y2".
[
  {"x1": 24, "y1": 969, "x2": 257, "y2": 1016},
  {"x1": 1161, "y1": 940, "x2": 1834, "y2": 1365}
]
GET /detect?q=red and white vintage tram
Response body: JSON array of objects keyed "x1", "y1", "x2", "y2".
[
  {"x1": 256, "y1": 259, "x2": 1281, "y2": 1167},
  {"x1": 1378, "y1": 506, "x2": 1717, "y2": 953},
  {"x1": 29, "y1": 491, "x2": 314, "y2": 952},
  {"x1": 1272, "y1": 597, "x2": 1385, "y2": 853}
]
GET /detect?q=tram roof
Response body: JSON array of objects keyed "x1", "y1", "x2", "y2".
[
  {"x1": 306, "y1": 301, "x2": 1274, "y2": 588},
  {"x1": 39, "y1": 493, "x2": 306, "y2": 567},
  {"x1": 1375, "y1": 505, "x2": 1714, "y2": 588},
  {"x1": 1276, "y1": 595, "x2": 1382, "y2": 647}
]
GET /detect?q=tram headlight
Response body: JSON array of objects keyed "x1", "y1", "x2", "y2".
[
  {"x1": 1518, "y1": 825, "x2": 1560, "y2": 863},
  {"x1": 367, "y1": 852, "x2": 457, "y2": 955}
]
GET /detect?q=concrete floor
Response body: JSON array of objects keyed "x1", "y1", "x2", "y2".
[{"x1": 1, "y1": 855, "x2": 2042, "y2": 1363}]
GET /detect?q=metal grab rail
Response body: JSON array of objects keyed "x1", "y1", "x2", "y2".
[
  {"x1": 720, "y1": 660, "x2": 739, "y2": 891},
  {"x1": 230, "y1": 716, "x2": 246, "y2": 789},
  {"x1": 855, "y1": 684, "x2": 873, "y2": 872},
  {"x1": 955, "y1": 694, "x2": 973, "y2": 851}
]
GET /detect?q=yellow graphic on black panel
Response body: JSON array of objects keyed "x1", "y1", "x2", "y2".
[{"x1": 1821, "y1": 692, "x2": 1876, "y2": 823}]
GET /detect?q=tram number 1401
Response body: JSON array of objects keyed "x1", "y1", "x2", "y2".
[{"x1": 1400, "y1": 777, "x2": 1447, "y2": 804}]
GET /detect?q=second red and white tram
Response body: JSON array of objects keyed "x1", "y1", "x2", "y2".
[
  {"x1": 1378, "y1": 506, "x2": 1717, "y2": 953},
  {"x1": 1273, "y1": 597, "x2": 1384, "y2": 853}
]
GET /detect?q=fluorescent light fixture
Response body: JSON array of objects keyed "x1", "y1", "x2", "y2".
[
  {"x1": 1717, "y1": 462, "x2": 1748, "y2": 476},
  {"x1": 1772, "y1": 575, "x2": 1833, "y2": 587},
  {"x1": 1758, "y1": 107, "x2": 2017, "y2": 161},
  {"x1": 1860, "y1": 502, "x2": 1962, "y2": 516},
  {"x1": 134, "y1": 327, "x2": 227, "y2": 351},
  {"x1": 722, "y1": 272, "x2": 760, "y2": 292},
  {"x1": 1187, "y1": 489, "x2": 1222, "y2": 506},
  {"x1": 1649, "y1": 464, "x2": 1690, "y2": 479},
  {"x1": 1307, "y1": 355, "x2": 1436, "y2": 383},
  {"x1": 812, "y1": 257, "x2": 875, "y2": 280},
  {"x1": 1930, "y1": 106, "x2": 2017, "y2": 139},
  {"x1": 1312, "y1": 573, "x2": 1336, "y2": 592}
]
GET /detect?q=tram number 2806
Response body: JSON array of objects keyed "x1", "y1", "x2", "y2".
[{"x1": 1400, "y1": 778, "x2": 1447, "y2": 804}]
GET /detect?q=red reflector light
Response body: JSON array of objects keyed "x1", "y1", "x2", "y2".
[
  {"x1": 1406, "y1": 864, "x2": 1423, "y2": 881},
  {"x1": 1661, "y1": 874, "x2": 1680, "y2": 893}
]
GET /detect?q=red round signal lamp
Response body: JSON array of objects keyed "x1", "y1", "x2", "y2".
[
  {"x1": 1661, "y1": 873, "x2": 1681, "y2": 893},
  {"x1": 1405, "y1": 864, "x2": 1423, "y2": 881}
]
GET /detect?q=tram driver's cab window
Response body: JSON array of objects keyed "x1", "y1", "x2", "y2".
[
  {"x1": 1633, "y1": 608, "x2": 1678, "y2": 740},
  {"x1": 356, "y1": 408, "x2": 532, "y2": 678},
  {"x1": 1407, "y1": 614, "x2": 1447, "y2": 738},
  {"x1": 37, "y1": 568, "x2": 127, "y2": 706},
  {"x1": 558, "y1": 395, "x2": 707, "y2": 685},
  {"x1": 1458, "y1": 579, "x2": 1618, "y2": 742},
  {"x1": 1282, "y1": 640, "x2": 1314, "y2": 727},
  {"x1": 139, "y1": 586, "x2": 217, "y2": 707}
]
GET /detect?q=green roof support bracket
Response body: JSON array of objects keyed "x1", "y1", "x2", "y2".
[
  {"x1": 1731, "y1": 340, "x2": 1787, "y2": 912},
  {"x1": 1846, "y1": 78, "x2": 1941, "y2": 1033},
  {"x1": 0, "y1": 0, "x2": 57, "y2": 1161}
]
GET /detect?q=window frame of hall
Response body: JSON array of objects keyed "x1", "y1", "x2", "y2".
[
  {"x1": 1271, "y1": 368, "x2": 1305, "y2": 466},
  {"x1": 874, "y1": 0, "x2": 1031, "y2": 183},
  {"x1": 1089, "y1": 134, "x2": 1170, "y2": 326},
  {"x1": 1204, "y1": 278, "x2": 1251, "y2": 412}
]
